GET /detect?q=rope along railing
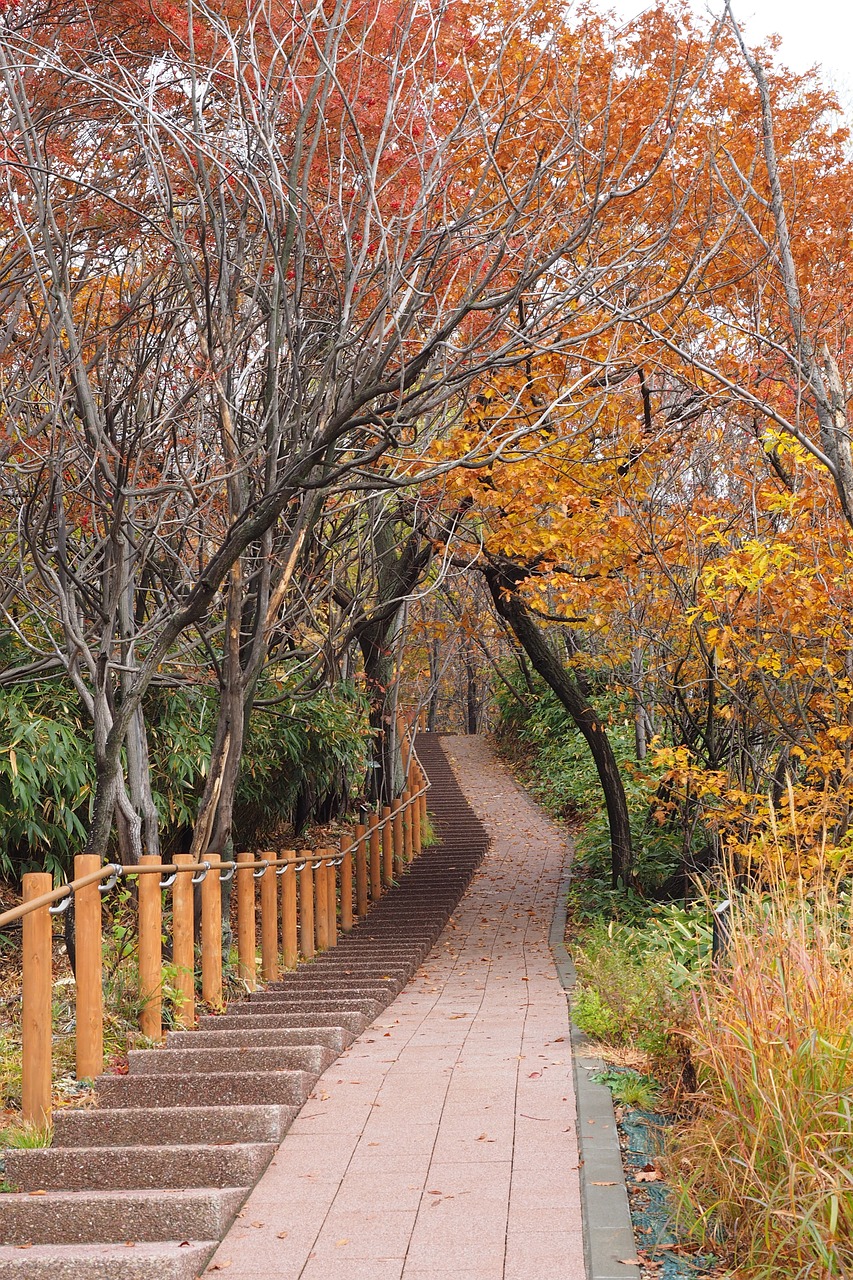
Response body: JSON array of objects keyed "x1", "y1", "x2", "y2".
[{"x1": 3, "y1": 720, "x2": 430, "y2": 1128}]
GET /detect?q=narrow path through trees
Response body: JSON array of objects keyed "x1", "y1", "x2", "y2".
[{"x1": 209, "y1": 737, "x2": 582, "y2": 1280}]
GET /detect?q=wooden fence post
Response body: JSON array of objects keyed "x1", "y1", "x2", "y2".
[
  {"x1": 392, "y1": 798, "x2": 403, "y2": 878},
  {"x1": 354, "y1": 823, "x2": 368, "y2": 918},
  {"x1": 325, "y1": 858, "x2": 337, "y2": 948},
  {"x1": 172, "y1": 855, "x2": 195, "y2": 1027},
  {"x1": 411, "y1": 769, "x2": 423, "y2": 858},
  {"x1": 369, "y1": 813, "x2": 382, "y2": 901},
  {"x1": 299, "y1": 860, "x2": 315, "y2": 959},
  {"x1": 22, "y1": 872, "x2": 52, "y2": 1128},
  {"x1": 201, "y1": 861, "x2": 223, "y2": 1008},
  {"x1": 381, "y1": 805, "x2": 393, "y2": 885},
  {"x1": 339, "y1": 834, "x2": 353, "y2": 932},
  {"x1": 137, "y1": 855, "x2": 162, "y2": 1043},
  {"x1": 402, "y1": 789, "x2": 413, "y2": 863},
  {"x1": 75, "y1": 853, "x2": 106, "y2": 1072},
  {"x1": 281, "y1": 856, "x2": 298, "y2": 969},
  {"x1": 260, "y1": 862, "x2": 278, "y2": 981},
  {"x1": 315, "y1": 854, "x2": 330, "y2": 952},
  {"x1": 236, "y1": 852, "x2": 256, "y2": 989}
]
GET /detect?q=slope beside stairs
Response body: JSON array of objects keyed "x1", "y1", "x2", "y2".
[{"x1": 0, "y1": 736, "x2": 489, "y2": 1279}]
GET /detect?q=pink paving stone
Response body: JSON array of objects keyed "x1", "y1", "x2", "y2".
[
  {"x1": 299, "y1": 1258, "x2": 404, "y2": 1280},
  {"x1": 208, "y1": 736, "x2": 583, "y2": 1280}
]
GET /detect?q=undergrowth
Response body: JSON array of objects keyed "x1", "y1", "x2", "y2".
[{"x1": 672, "y1": 869, "x2": 853, "y2": 1278}]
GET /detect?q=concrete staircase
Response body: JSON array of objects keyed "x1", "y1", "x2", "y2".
[{"x1": 0, "y1": 736, "x2": 488, "y2": 1279}]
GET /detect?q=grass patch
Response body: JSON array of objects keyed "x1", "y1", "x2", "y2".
[
  {"x1": 0, "y1": 1122, "x2": 51, "y2": 1148},
  {"x1": 421, "y1": 813, "x2": 439, "y2": 848},
  {"x1": 672, "y1": 872, "x2": 853, "y2": 1278},
  {"x1": 590, "y1": 1066, "x2": 662, "y2": 1111}
]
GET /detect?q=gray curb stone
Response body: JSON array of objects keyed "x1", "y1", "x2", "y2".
[{"x1": 550, "y1": 864, "x2": 641, "y2": 1280}]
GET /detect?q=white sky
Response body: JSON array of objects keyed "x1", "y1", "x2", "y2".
[{"x1": 610, "y1": 1, "x2": 853, "y2": 106}]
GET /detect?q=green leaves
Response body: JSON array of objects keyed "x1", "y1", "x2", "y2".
[{"x1": 0, "y1": 688, "x2": 93, "y2": 879}]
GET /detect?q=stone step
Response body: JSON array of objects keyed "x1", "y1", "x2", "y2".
[
  {"x1": 221, "y1": 998, "x2": 382, "y2": 1018},
  {"x1": 165, "y1": 1027, "x2": 353, "y2": 1051},
  {"x1": 197, "y1": 1009, "x2": 366, "y2": 1034},
  {"x1": 96, "y1": 1069, "x2": 313, "y2": 1109},
  {"x1": 5, "y1": 1142, "x2": 274, "y2": 1192},
  {"x1": 244, "y1": 983, "x2": 400, "y2": 1004},
  {"x1": 53, "y1": 1105, "x2": 298, "y2": 1149},
  {"x1": 267, "y1": 964, "x2": 413, "y2": 981},
  {"x1": 0, "y1": 1186, "x2": 246, "y2": 1245},
  {"x1": 127, "y1": 1043, "x2": 334, "y2": 1076},
  {"x1": 198, "y1": 1011, "x2": 369, "y2": 1034},
  {"x1": 0, "y1": 1239, "x2": 215, "y2": 1280}
]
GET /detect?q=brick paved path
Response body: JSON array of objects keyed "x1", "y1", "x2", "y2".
[{"x1": 207, "y1": 736, "x2": 583, "y2": 1279}]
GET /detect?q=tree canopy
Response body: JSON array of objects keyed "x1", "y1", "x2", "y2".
[{"x1": 0, "y1": 0, "x2": 851, "y2": 890}]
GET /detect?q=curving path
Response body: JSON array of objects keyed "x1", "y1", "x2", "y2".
[{"x1": 207, "y1": 736, "x2": 583, "y2": 1280}]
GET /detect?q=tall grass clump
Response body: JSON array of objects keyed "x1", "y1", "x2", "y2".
[{"x1": 673, "y1": 864, "x2": 853, "y2": 1277}]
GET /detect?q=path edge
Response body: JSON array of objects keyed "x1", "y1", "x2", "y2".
[{"x1": 550, "y1": 866, "x2": 641, "y2": 1280}]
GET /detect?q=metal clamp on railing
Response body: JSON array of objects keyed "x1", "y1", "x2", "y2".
[{"x1": 98, "y1": 865, "x2": 121, "y2": 894}]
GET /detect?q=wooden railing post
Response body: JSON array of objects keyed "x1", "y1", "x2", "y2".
[
  {"x1": 381, "y1": 805, "x2": 393, "y2": 885},
  {"x1": 339, "y1": 834, "x2": 353, "y2": 932},
  {"x1": 402, "y1": 789, "x2": 413, "y2": 863},
  {"x1": 411, "y1": 769, "x2": 423, "y2": 858},
  {"x1": 326, "y1": 858, "x2": 337, "y2": 947},
  {"x1": 392, "y1": 798, "x2": 403, "y2": 878},
  {"x1": 75, "y1": 854, "x2": 105, "y2": 1073},
  {"x1": 354, "y1": 822, "x2": 368, "y2": 918},
  {"x1": 172, "y1": 856, "x2": 195, "y2": 1027},
  {"x1": 369, "y1": 813, "x2": 382, "y2": 901},
  {"x1": 299, "y1": 860, "x2": 315, "y2": 959},
  {"x1": 420, "y1": 771, "x2": 428, "y2": 834},
  {"x1": 281, "y1": 855, "x2": 298, "y2": 969},
  {"x1": 137, "y1": 855, "x2": 162, "y2": 1043},
  {"x1": 315, "y1": 854, "x2": 330, "y2": 952},
  {"x1": 201, "y1": 861, "x2": 223, "y2": 1008},
  {"x1": 22, "y1": 872, "x2": 52, "y2": 1128},
  {"x1": 260, "y1": 861, "x2": 278, "y2": 982},
  {"x1": 236, "y1": 852, "x2": 256, "y2": 989}
]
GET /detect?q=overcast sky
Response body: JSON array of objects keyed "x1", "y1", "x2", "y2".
[{"x1": 609, "y1": 1, "x2": 853, "y2": 104}]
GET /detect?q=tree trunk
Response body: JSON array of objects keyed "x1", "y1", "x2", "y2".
[
  {"x1": 465, "y1": 654, "x2": 478, "y2": 734},
  {"x1": 428, "y1": 639, "x2": 441, "y2": 732},
  {"x1": 360, "y1": 623, "x2": 399, "y2": 807},
  {"x1": 483, "y1": 564, "x2": 633, "y2": 888}
]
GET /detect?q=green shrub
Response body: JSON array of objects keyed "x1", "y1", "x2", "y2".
[
  {"x1": 572, "y1": 986, "x2": 621, "y2": 1040},
  {"x1": 570, "y1": 909, "x2": 710, "y2": 1079},
  {"x1": 0, "y1": 667, "x2": 370, "y2": 877}
]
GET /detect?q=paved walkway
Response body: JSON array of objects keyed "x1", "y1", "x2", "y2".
[{"x1": 207, "y1": 736, "x2": 583, "y2": 1279}]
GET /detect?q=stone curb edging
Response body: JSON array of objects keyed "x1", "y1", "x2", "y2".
[{"x1": 549, "y1": 865, "x2": 641, "y2": 1280}]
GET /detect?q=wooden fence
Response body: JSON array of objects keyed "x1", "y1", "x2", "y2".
[{"x1": 1, "y1": 730, "x2": 430, "y2": 1128}]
